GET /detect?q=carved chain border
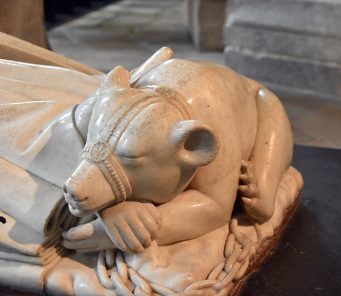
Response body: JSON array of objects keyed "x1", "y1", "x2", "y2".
[{"x1": 96, "y1": 220, "x2": 255, "y2": 296}]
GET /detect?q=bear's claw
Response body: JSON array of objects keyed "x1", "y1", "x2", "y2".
[{"x1": 239, "y1": 160, "x2": 262, "y2": 220}]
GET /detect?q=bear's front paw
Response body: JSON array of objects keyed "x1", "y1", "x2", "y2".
[
  {"x1": 239, "y1": 160, "x2": 261, "y2": 221},
  {"x1": 99, "y1": 202, "x2": 162, "y2": 253}
]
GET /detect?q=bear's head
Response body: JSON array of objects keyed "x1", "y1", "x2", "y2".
[{"x1": 63, "y1": 66, "x2": 219, "y2": 217}]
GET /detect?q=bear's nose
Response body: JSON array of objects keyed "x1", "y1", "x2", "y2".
[{"x1": 63, "y1": 183, "x2": 79, "y2": 202}]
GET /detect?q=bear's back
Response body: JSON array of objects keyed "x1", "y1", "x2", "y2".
[{"x1": 135, "y1": 59, "x2": 260, "y2": 160}]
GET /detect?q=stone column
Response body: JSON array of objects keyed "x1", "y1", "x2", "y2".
[
  {"x1": 0, "y1": 0, "x2": 48, "y2": 48},
  {"x1": 184, "y1": 0, "x2": 195, "y2": 39},
  {"x1": 224, "y1": 0, "x2": 341, "y2": 99},
  {"x1": 185, "y1": 0, "x2": 227, "y2": 51}
]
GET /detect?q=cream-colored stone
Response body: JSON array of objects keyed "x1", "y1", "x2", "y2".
[{"x1": 0, "y1": 47, "x2": 302, "y2": 295}]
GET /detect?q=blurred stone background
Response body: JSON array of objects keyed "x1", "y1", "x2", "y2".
[{"x1": 1, "y1": 0, "x2": 341, "y2": 149}]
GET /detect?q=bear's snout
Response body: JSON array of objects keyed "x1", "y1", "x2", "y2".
[
  {"x1": 64, "y1": 159, "x2": 117, "y2": 216},
  {"x1": 63, "y1": 179, "x2": 88, "y2": 203}
]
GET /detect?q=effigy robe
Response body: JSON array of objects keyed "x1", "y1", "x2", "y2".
[{"x1": 0, "y1": 59, "x2": 100, "y2": 267}]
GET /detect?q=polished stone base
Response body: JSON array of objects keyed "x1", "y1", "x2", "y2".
[{"x1": 241, "y1": 145, "x2": 341, "y2": 296}]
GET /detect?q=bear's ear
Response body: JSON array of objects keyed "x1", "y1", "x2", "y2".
[
  {"x1": 104, "y1": 66, "x2": 130, "y2": 89},
  {"x1": 171, "y1": 120, "x2": 220, "y2": 168},
  {"x1": 130, "y1": 47, "x2": 173, "y2": 84}
]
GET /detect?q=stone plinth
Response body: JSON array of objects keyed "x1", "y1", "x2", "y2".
[{"x1": 224, "y1": 0, "x2": 341, "y2": 99}]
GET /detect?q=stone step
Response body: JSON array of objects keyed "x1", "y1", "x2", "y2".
[
  {"x1": 224, "y1": 0, "x2": 341, "y2": 99},
  {"x1": 227, "y1": 0, "x2": 341, "y2": 39},
  {"x1": 224, "y1": 25, "x2": 341, "y2": 65},
  {"x1": 224, "y1": 46, "x2": 341, "y2": 99}
]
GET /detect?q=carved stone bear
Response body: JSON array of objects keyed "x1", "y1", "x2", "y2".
[{"x1": 62, "y1": 48, "x2": 295, "y2": 254}]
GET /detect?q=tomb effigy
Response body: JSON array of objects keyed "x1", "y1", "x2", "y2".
[{"x1": 0, "y1": 45, "x2": 303, "y2": 296}]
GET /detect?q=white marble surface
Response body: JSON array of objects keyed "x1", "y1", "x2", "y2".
[{"x1": 0, "y1": 50, "x2": 302, "y2": 295}]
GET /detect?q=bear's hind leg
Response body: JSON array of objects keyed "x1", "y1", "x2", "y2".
[{"x1": 240, "y1": 88, "x2": 294, "y2": 223}]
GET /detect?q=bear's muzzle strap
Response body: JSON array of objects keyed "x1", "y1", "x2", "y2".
[{"x1": 81, "y1": 141, "x2": 132, "y2": 204}]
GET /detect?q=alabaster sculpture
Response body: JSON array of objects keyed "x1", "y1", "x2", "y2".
[{"x1": 0, "y1": 47, "x2": 303, "y2": 296}]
